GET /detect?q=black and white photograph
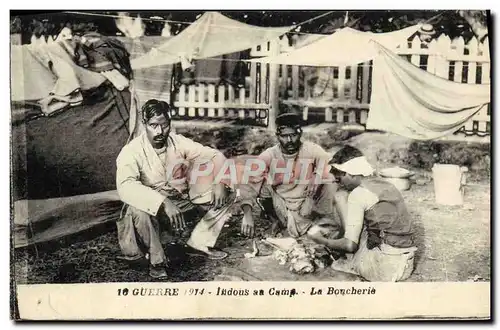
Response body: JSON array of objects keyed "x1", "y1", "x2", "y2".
[{"x1": 9, "y1": 9, "x2": 491, "y2": 320}]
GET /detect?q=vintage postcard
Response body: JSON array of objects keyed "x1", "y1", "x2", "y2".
[{"x1": 10, "y1": 9, "x2": 491, "y2": 320}]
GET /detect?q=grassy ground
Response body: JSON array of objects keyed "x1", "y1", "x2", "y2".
[{"x1": 12, "y1": 127, "x2": 491, "y2": 283}]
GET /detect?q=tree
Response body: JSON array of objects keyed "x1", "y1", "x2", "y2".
[
  {"x1": 10, "y1": 10, "x2": 489, "y2": 43},
  {"x1": 314, "y1": 10, "x2": 489, "y2": 43},
  {"x1": 457, "y1": 10, "x2": 488, "y2": 41},
  {"x1": 10, "y1": 16, "x2": 21, "y2": 34}
]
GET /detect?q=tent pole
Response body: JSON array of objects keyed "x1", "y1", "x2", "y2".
[{"x1": 267, "y1": 38, "x2": 281, "y2": 131}]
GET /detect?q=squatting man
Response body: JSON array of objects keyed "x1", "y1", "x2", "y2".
[
  {"x1": 115, "y1": 99, "x2": 234, "y2": 279},
  {"x1": 115, "y1": 99, "x2": 417, "y2": 281},
  {"x1": 238, "y1": 112, "x2": 341, "y2": 243}
]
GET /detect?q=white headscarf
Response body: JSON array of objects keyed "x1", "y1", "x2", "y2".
[{"x1": 331, "y1": 156, "x2": 374, "y2": 177}]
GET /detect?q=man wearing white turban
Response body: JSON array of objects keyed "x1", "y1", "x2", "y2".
[{"x1": 308, "y1": 145, "x2": 418, "y2": 282}]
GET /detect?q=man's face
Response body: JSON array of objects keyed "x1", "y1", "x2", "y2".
[
  {"x1": 277, "y1": 127, "x2": 301, "y2": 155},
  {"x1": 339, "y1": 174, "x2": 359, "y2": 191},
  {"x1": 145, "y1": 114, "x2": 171, "y2": 149},
  {"x1": 331, "y1": 167, "x2": 359, "y2": 191}
]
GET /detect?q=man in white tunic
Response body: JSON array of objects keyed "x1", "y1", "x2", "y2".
[{"x1": 116, "y1": 99, "x2": 233, "y2": 279}]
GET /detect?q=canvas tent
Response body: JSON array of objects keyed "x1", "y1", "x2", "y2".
[
  {"x1": 247, "y1": 25, "x2": 423, "y2": 66},
  {"x1": 11, "y1": 12, "x2": 296, "y2": 249},
  {"x1": 10, "y1": 41, "x2": 106, "y2": 103},
  {"x1": 11, "y1": 83, "x2": 131, "y2": 248},
  {"x1": 367, "y1": 43, "x2": 490, "y2": 140},
  {"x1": 131, "y1": 11, "x2": 293, "y2": 69},
  {"x1": 10, "y1": 34, "x2": 140, "y2": 249},
  {"x1": 248, "y1": 25, "x2": 491, "y2": 139}
]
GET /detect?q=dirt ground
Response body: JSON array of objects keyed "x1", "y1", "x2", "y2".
[
  {"x1": 13, "y1": 178, "x2": 490, "y2": 284},
  {"x1": 12, "y1": 127, "x2": 491, "y2": 284}
]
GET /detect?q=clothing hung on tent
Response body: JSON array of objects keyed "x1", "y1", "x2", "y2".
[
  {"x1": 73, "y1": 33, "x2": 133, "y2": 91},
  {"x1": 74, "y1": 33, "x2": 133, "y2": 80},
  {"x1": 11, "y1": 35, "x2": 134, "y2": 117},
  {"x1": 174, "y1": 51, "x2": 248, "y2": 86},
  {"x1": 131, "y1": 11, "x2": 293, "y2": 69},
  {"x1": 247, "y1": 24, "x2": 422, "y2": 66},
  {"x1": 366, "y1": 43, "x2": 491, "y2": 140}
]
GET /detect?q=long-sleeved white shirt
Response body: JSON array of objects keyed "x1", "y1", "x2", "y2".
[{"x1": 116, "y1": 132, "x2": 222, "y2": 216}]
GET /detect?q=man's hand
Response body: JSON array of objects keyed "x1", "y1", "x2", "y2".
[
  {"x1": 163, "y1": 198, "x2": 186, "y2": 231},
  {"x1": 212, "y1": 184, "x2": 229, "y2": 209},
  {"x1": 307, "y1": 225, "x2": 329, "y2": 238},
  {"x1": 241, "y1": 205, "x2": 255, "y2": 238}
]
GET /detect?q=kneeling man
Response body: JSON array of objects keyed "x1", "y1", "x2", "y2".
[{"x1": 308, "y1": 145, "x2": 417, "y2": 282}]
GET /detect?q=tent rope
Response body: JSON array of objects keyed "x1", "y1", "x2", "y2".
[
  {"x1": 291, "y1": 11, "x2": 336, "y2": 29},
  {"x1": 63, "y1": 10, "x2": 450, "y2": 28},
  {"x1": 65, "y1": 11, "x2": 203, "y2": 25},
  {"x1": 64, "y1": 10, "x2": 337, "y2": 37},
  {"x1": 27, "y1": 219, "x2": 40, "y2": 259}
]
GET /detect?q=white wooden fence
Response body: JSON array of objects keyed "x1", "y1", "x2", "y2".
[
  {"x1": 277, "y1": 34, "x2": 491, "y2": 138},
  {"x1": 173, "y1": 83, "x2": 269, "y2": 122},
  {"x1": 399, "y1": 34, "x2": 491, "y2": 136},
  {"x1": 168, "y1": 37, "x2": 285, "y2": 126},
  {"x1": 169, "y1": 33, "x2": 490, "y2": 139},
  {"x1": 14, "y1": 31, "x2": 490, "y2": 137}
]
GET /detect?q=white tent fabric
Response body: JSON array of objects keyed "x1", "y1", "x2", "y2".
[
  {"x1": 366, "y1": 43, "x2": 491, "y2": 140},
  {"x1": 131, "y1": 12, "x2": 293, "y2": 69},
  {"x1": 247, "y1": 24, "x2": 422, "y2": 66},
  {"x1": 11, "y1": 42, "x2": 106, "y2": 102}
]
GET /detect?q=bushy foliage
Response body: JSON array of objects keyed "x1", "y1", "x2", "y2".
[{"x1": 11, "y1": 10, "x2": 488, "y2": 42}]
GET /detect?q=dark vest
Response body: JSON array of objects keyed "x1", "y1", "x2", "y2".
[{"x1": 360, "y1": 178, "x2": 415, "y2": 249}]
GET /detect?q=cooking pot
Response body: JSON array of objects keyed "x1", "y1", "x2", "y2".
[{"x1": 378, "y1": 167, "x2": 414, "y2": 191}]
